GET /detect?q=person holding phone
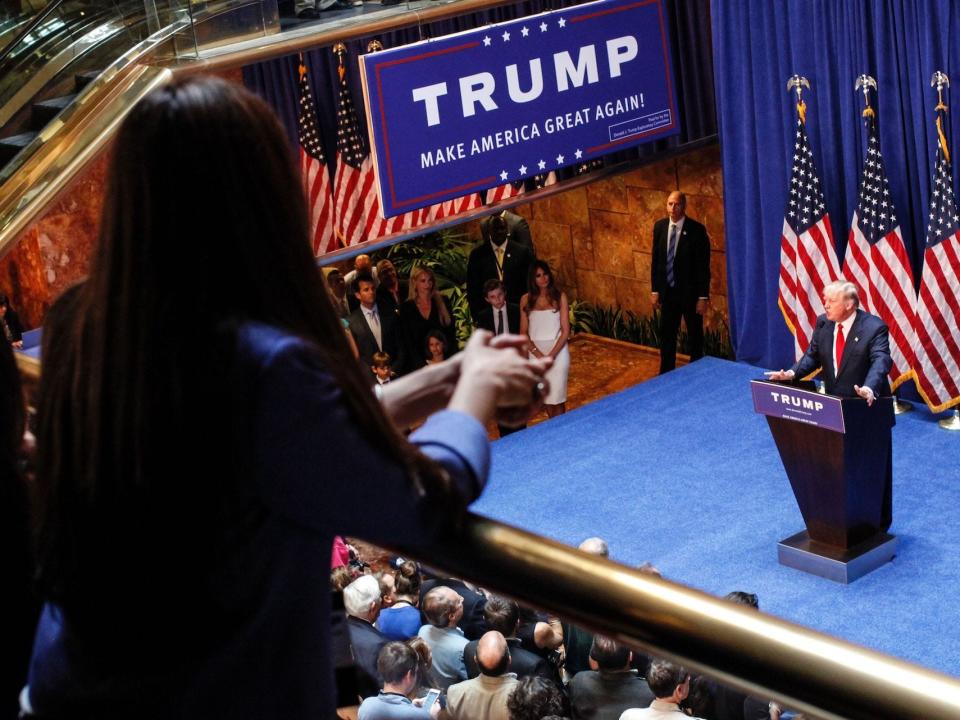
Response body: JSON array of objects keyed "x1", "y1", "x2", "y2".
[
  {"x1": 359, "y1": 642, "x2": 441, "y2": 719},
  {"x1": 23, "y1": 77, "x2": 551, "y2": 720}
]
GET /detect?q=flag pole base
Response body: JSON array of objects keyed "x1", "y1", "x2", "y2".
[
  {"x1": 894, "y1": 399, "x2": 913, "y2": 415},
  {"x1": 937, "y1": 409, "x2": 960, "y2": 431}
]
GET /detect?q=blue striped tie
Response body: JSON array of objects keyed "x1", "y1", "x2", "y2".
[{"x1": 666, "y1": 224, "x2": 678, "y2": 287}]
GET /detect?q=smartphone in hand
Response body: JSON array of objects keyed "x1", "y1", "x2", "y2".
[{"x1": 422, "y1": 689, "x2": 441, "y2": 709}]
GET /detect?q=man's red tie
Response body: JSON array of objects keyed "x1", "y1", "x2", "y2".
[{"x1": 835, "y1": 324, "x2": 846, "y2": 372}]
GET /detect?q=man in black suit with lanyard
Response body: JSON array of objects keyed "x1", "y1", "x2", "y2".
[
  {"x1": 650, "y1": 191, "x2": 711, "y2": 374},
  {"x1": 467, "y1": 214, "x2": 534, "y2": 322},
  {"x1": 767, "y1": 280, "x2": 893, "y2": 528}
]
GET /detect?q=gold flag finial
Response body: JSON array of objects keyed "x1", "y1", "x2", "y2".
[
  {"x1": 333, "y1": 42, "x2": 347, "y2": 83},
  {"x1": 855, "y1": 74, "x2": 877, "y2": 118},
  {"x1": 298, "y1": 52, "x2": 306, "y2": 80},
  {"x1": 932, "y1": 71, "x2": 950, "y2": 111},
  {"x1": 786, "y1": 75, "x2": 811, "y2": 124},
  {"x1": 932, "y1": 71, "x2": 951, "y2": 162},
  {"x1": 366, "y1": 39, "x2": 383, "y2": 53}
]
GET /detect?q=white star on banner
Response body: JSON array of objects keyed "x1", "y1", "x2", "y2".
[
  {"x1": 521, "y1": 26, "x2": 529, "y2": 37},
  {"x1": 558, "y1": 17, "x2": 566, "y2": 27},
  {"x1": 519, "y1": 164, "x2": 527, "y2": 174},
  {"x1": 502, "y1": 30, "x2": 511, "y2": 41},
  {"x1": 537, "y1": 159, "x2": 546, "y2": 170},
  {"x1": 483, "y1": 36, "x2": 491, "y2": 46},
  {"x1": 575, "y1": 149, "x2": 583, "y2": 159},
  {"x1": 500, "y1": 170, "x2": 508, "y2": 181},
  {"x1": 556, "y1": 154, "x2": 565, "y2": 164}
]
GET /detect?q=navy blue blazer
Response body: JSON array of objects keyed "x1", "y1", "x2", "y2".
[{"x1": 791, "y1": 310, "x2": 892, "y2": 397}]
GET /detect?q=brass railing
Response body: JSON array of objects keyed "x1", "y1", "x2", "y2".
[{"x1": 408, "y1": 515, "x2": 960, "y2": 720}]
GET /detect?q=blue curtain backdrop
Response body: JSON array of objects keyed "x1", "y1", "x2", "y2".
[
  {"x1": 713, "y1": 0, "x2": 960, "y2": 369},
  {"x1": 242, "y1": 0, "x2": 717, "y2": 199}
]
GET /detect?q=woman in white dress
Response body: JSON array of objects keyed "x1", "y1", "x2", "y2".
[{"x1": 520, "y1": 259, "x2": 571, "y2": 417}]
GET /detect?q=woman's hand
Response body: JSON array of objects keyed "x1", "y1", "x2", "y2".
[{"x1": 448, "y1": 330, "x2": 552, "y2": 425}]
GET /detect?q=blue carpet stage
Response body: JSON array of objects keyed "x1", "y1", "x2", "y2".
[{"x1": 471, "y1": 357, "x2": 960, "y2": 677}]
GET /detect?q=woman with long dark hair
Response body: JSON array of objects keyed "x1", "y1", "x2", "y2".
[
  {"x1": 1, "y1": 339, "x2": 38, "y2": 719},
  {"x1": 520, "y1": 260, "x2": 570, "y2": 418},
  {"x1": 25, "y1": 77, "x2": 550, "y2": 718}
]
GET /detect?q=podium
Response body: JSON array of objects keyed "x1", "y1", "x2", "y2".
[{"x1": 751, "y1": 380, "x2": 896, "y2": 583}]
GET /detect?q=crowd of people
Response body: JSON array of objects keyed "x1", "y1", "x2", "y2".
[
  {"x1": 337, "y1": 537, "x2": 800, "y2": 720},
  {"x1": 324, "y1": 212, "x2": 571, "y2": 428}
]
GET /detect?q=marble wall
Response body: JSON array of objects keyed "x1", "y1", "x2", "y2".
[{"x1": 482, "y1": 143, "x2": 728, "y2": 331}]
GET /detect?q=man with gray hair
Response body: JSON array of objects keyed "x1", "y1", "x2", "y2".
[
  {"x1": 345, "y1": 574, "x2": 390, "y2": 698},
  {"x1": 578, "y1": 537, "x2": 609, "y2": 557},
  {"x1": 563, "y1": 537, "x2": 610, "y2": 678},
  {"x1": 767, "y1": 279, "x2": 893, "y2": 528}
]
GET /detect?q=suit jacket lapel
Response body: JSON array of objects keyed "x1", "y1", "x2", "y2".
[{"x1": 823, "y1": 321, "x2": 837, "y2": 385}]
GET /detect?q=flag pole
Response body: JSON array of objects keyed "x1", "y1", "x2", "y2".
[
  {"x1": 855, "y1": 74, "x2": 913, "y2": 415},
  {"x1": 929, "y1": 71, "x2": 960, "y2": 431}
]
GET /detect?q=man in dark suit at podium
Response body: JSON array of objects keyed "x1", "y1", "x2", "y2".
[
  {"x1": 650, "y1": 191, "x2": 711, "y2": 374},
  {"x1": 767, "y1": 280, "x2": 891, "y2": 404},
  {"x1": 767, "y1": 280, "x2": 893, "y2": 529}
]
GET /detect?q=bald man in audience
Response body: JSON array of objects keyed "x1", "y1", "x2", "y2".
[
  {"x1": 462, "y1": 595, "x2": 554, "y2": 681},
  {"x1": 446, "y1": 631, "x2": 519, "y2": 720}
]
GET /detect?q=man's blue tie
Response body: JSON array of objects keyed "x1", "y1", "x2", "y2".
[{"x1": 666, "y1": 224, "x2": 678, "y2": 287}]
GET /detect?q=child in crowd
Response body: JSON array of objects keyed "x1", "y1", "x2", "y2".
[
  {"x1": 371, "y1": 351, "x2": 395, "y2": 385},
  {"x1": 424, "y1": 330, "x2": 447, "y2": 365}
]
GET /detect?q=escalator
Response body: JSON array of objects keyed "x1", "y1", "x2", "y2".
[
  {"x1": 0, "y1": 0, "x2": 165, "y2": 170},
  {"x1": 0, "y1": 0, "x2": 285, "y2": 253}
]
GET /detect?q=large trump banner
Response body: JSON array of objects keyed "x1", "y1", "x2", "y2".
[{"x1": 359, "y1": 0, "x2": 679, "y2": 218}]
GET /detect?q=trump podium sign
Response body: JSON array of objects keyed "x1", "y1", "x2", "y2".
[{"x1": 359, "y1": 0, "x2": 679, "y2": 217}]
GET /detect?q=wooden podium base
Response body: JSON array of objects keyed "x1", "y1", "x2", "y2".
[{"x1": 778, "y1": 530, "x2": 897, "y2": 584}]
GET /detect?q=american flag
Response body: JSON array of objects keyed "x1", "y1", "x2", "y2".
[
  {"x1": 841, "y1": 114, "x2": 916, "y2": 387},
  {"x1": 486, "y1": 180, "x2": 525, "y2": 205},
  {"x1": 332, "y1": 52, "x2": 427, "y2": 245},
  {"x1": 429, "y1": 192, "x2": 484, "y2": 222},
  {"x1": 576, "y1": 158, "x2": 604, "y2": 175},
  {"x1": 331, "y1": 48, "x2": 482, "y2": 243},
  {"x1": 778, "y1": 112, "x2": 842, "y2": 358},
  {"x1": 532, "y1": 171, "x2": 557, "y2": 190},
  {"x1": 912, "y1": 103, "x2": 960, "y2": 412},
  {"x1": 332, "y1": 54, "x2": 379, "y2": 246},
  {"x1": 297, "y1": 62, "x2": 336, "y2": 255}
]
